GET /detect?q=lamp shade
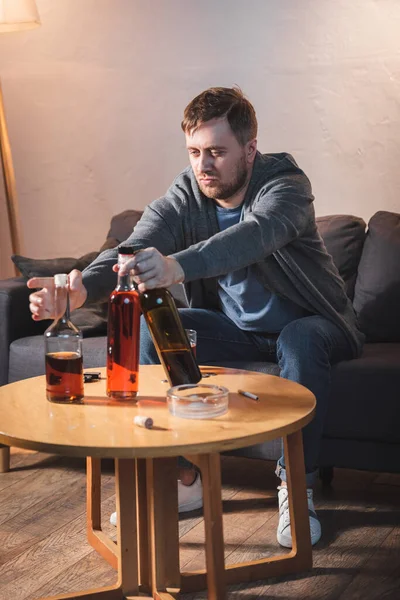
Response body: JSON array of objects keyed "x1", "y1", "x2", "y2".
[{"x1": 0, "y1": 0, "x2": 40, "y2": 33}]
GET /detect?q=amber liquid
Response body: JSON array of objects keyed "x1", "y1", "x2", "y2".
[
  {"x1": 160, "y1": 347, "x2": 200, "y2": 386},
  {"x1": 107, "y1": 290, "x2": 140, "y2": 399},
  {"x1": 45, "y1": 351, "x2": 84, "y2": 403}
]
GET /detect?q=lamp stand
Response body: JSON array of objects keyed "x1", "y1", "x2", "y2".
[{"x1": 0, "y1": 80, "x2": 22, "y2": 275}]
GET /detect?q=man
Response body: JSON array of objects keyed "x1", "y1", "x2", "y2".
[{"x1": 28, "y1": 87, "x2": 364, "y2": 548}]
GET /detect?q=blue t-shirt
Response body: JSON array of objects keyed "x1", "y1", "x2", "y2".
[{"x1": 215, "y1": 204, "x2": 307, "y2": 332}]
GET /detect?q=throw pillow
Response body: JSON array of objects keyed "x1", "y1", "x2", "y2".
[
  {"x1": 99, "y1": 210, "x2": 143, "y2": 252},
  {"x1": 12, "y1": 255, "x2": 80, "y2": 279},
  {"x1": 353, "y1": 211, "x2": 400, "y2": 342},
  {"x1": 316, "y1": 215, "x2": 366, "y2": 300},
  {"x1": 11, "y1": 251, "x2": 99, "y2": 279}
]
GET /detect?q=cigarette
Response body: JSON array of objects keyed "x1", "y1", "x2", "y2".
[
  {"x1": 134, "y1": 415, "x2": 154, "y2": 429},
  {"x1": 238, "y1": 389, "x2": 259, "y2": 401}
]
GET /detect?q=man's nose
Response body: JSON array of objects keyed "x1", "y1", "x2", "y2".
[{"x1": 198, "y1": 153, "x2": 212, "y2": 173}]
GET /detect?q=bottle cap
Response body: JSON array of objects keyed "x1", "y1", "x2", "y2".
[
  {"x1": 54, "y1": 273, "x2": 68, "y2": 287},
  {"x1": 118, "y1": 245, "x2": 136, "y2": 255}
]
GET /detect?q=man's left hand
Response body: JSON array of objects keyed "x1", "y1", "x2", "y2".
[{"x1": 116, "y1": 248, "x2": 185, "y2": 291}]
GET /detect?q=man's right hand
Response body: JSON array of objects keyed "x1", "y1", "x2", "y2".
[{"x1": 27, "y1": 269, "x2": 88, "y2": 321}]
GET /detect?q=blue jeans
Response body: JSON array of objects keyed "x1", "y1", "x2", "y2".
[{"x1": 140, "y1": 309, "x2": 354, "y2": 487}]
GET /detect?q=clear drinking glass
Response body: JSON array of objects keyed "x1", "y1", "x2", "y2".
[{"x1": 185, "y1": 329, "x2": 197, "y2": 356}]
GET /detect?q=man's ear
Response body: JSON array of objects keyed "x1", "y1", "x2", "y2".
[{"x1": 246, "y1": 138, "x2": 257, "y2": 163}]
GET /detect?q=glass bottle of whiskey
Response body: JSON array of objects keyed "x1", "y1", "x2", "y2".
[
  {"x1": 44, "y1": 273, "x2": 84, "y2": 403},
  {"x1": 107, "y1": 246, "x2": 140, "y2": 399},
  {"x1": 139, "y1": 287, "x2": 201, "y2": 386}
]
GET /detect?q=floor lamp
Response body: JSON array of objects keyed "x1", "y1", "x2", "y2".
[{"x1": 0, "y1": 0, "x2": 40, "y2": 275}]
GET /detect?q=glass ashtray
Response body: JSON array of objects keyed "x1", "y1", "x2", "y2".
[{"x1": 167, "y1": 383, "x2": 229, "y2": 419}]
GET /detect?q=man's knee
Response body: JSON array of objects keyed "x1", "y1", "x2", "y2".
[{"x1": 277, "y1": 317, "x2": 328, "y2": 363}]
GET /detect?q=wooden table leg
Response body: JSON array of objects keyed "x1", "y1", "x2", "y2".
[
  {"x1": 181, "y1": 435, "x2": 312, "y2": 594},
  {"x1": 197, "y1": 453, "x2": 226, "y2": 600},
  {"x1": 147, "y1": 457, "x2": 180, "y2": 599},
  {"x1": 86, "y1": 457, "x2": 154, "y2": 593},
  {"x1": 41, "y1": 459, "x2": 151, "y2": 599},
  {"x1": 86, "y1": 457, "x2": 118, "y2": 570},
  {"x1": 0, "y1": 444, "x2": 10, "y2": 472},
  {"x1": 283, "y1": 430, "x2": 313, "y2": 568},
  {"x1": 115, "y1": 458, "x2": 140, "y2": 597},
  {"x1": 87, "y1": 457, "x2": 101, "y2": 531},
  {"x1": 136, "y1": 458, "x2": 151, "y2": 592}
]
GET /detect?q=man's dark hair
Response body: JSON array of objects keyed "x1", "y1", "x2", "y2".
[{"x1": 181, "y1": 86, "x2": 257, "y2": 145}]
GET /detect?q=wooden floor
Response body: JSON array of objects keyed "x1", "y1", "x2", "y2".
[{"x1": 0, "y1": 449, "x2": 399, "y2": 600}]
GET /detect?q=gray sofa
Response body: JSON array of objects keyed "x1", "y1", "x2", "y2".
[{"x1": 1, "y1": 210, "x2": 400, "y2": 480}]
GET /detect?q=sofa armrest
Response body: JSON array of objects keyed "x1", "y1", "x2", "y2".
[{"x1": 0, "y1": 278, "x2": 48, "y2": 386}]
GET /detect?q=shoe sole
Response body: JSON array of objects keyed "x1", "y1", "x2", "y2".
[
  {"x1": 277, "y1": 528, "x2": 321, "y2": 548},
  {"x1": 277, "y1": 531, "x2": 293, "y2": 548},
  {"x1": 178, "y1": 498, "x2": 203, "y2": 513}
]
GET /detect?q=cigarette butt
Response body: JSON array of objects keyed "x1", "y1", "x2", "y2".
[
  {"x1": 134, "y1": 415, "x2": 154, "y2": 429},
  {"x1": 238, "y1": 389, "x2": 259, "y2": 401}
]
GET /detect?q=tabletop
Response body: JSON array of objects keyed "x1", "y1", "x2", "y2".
[{"x1": 0, "y1": 366, "x2": 315, "y2": 459}]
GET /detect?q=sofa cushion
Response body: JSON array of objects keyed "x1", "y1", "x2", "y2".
[
  {"x1": 316, "y1": 215, "x2": 366, "y2": 300},
  {"x1": 99, "y1": 209, "x2": 143, "y2": 252},
  {"x1": 324, "y1": 343, "x2": 400, "y2": 444},
  {"x1": 353, "y1": 211, "x2": 400, "y2": 342}
]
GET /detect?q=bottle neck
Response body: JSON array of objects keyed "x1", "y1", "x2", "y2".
[
  {"x1": 116, "y1": 254, "x2": 136, "y2": 291},
  {"x1": 55, "y1": 285, "x2": 70, "y2": 323},
  {"x1": 116, "y1": 273, "x2": 136, "y2": 291},
  {"x1": 63, "y1": 290, "x2": 71, "y2": 321}
]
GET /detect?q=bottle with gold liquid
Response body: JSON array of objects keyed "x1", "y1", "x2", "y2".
[
  {"x1": 139, "y1": 287, "x2": 201, "y2": 386},
  {"x1": 44, "y1": 274, "x2": 84, "y2": 403},
  {"x1": 107, "y1": 246, "x2": 140, "y2": 399}
]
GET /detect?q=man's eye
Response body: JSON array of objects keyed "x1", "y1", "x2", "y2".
[
  {"x1": 188, "y1": 150, "x2": 199, "y2": 156},
  {"x1": 211, "y1": 151, "x2": 224, "y2": 157}
]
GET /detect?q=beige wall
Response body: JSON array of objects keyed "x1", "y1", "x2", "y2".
[{"x1": 0, "y1": 0, "x2": 400, "y2": 278}]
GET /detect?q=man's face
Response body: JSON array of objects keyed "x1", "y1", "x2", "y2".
[{"x1": 185, "y1": 117, "x2": 256, "y2": 204}]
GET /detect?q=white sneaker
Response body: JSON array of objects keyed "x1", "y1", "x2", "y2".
[
  {"x1": 109, "y1": 473, "x2": 203, "y2": 525},
  {"x1": 178, "y1": 472, "x2": 203, "y2": 513},
  {"x1": 277, "y1": 486, "x2": 321, "y2": 548}
]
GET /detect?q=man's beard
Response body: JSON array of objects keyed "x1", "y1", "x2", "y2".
[{"x1": 198, "y1": 155, "x2": 248, "y2": 200}]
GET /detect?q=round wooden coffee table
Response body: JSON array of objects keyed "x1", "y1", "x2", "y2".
[{"x1": 0, "y1": 365, "x2": 315, "y2": 600}]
